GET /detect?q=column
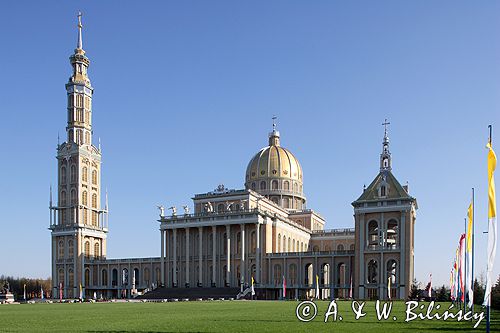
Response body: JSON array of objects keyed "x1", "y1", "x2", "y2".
[
  {"x1": 160, "y1": 230, "x2": 165, "y2": 287},
  {"x1": 212, "y1": 226, "x2": 217, "y2": 287},
  {"x1": 226, "y1": 225, "x2": 231, "y2": 287},
  {"x1": 173, "y1": 229, "x2": 177, "y2": 287},
  {"x1": 240, "y1": 224, "x2": 245, "y2": 288},
  {"x1": 256, "y1": 223, "x2": 261, "y2": 284},
  {"x1": 185, "y1": 227, "x2": 190, "y2": 287},
  {"x1": 198, "y1": 226, "x2": 203, "y2": 287}
]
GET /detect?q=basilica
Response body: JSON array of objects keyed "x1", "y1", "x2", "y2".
[{"x1": 49, "y1": 15, "x2": 417, "y2": 301}]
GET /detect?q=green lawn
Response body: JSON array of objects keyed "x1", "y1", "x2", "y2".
[{"x1": 0, "y1": 301, "x2": 498, "y2": 332}]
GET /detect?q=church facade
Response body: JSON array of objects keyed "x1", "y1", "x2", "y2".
[{"x1": 49, "y1": 15, "x2": 417, "y2": 301}]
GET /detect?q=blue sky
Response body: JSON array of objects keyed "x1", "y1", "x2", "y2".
[{"x1": 0, "y1": 1, "x2": 499, "y2": 287}]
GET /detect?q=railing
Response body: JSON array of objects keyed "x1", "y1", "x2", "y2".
[
  {"x1": 312, "y1": 228, "x2": 355, "y2": 236},
  {"x1": 160, "y1": 208, "x2": 261, "y2": 221},
  {"x1": 91, "y1": 257, "x2": 161, "y2": 264},
  {"x1": 266, "y1": 250, "x2": 355, "y2": 258}
]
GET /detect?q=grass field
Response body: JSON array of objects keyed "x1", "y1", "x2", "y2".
[{"x1": 0, "y1": 300, "x2": 498, "y2": 332}]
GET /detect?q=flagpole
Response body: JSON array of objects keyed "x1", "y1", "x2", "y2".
[
  {"x1": 464, "y1": 217, "x2": 467, "y2": 311},
  {"x1": 486, "y1": 125, "x2": 492, "y2": 333},
  {"x1": 471, "y1": 187, "x2": 475, "y2": 316}
]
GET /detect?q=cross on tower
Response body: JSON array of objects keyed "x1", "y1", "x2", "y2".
[
  {"x1": 77, "y1": 11, "x2": 82, "y2": 27},
  {"x1": 272, "y1": 115, "x2": 277, "y2": 131},
  {"x1": 382, "y1": 118, "x2": 390, "y2": 136}
]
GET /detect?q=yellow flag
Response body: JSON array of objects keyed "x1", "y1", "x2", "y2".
[
  {"x1": 251, "y1": 276, "x2": 254, "y2": 286},
  {"x1": 487, "y1": 142, "x2": 497, "y2": 219},
  {"x1": 467, "y1": 203, "x2": 473, "y2": 252},
  {"x1": 484, "y1": 141, "x2": 497, "y2": 306}
]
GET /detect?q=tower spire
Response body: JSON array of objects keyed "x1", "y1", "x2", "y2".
[
  {"x1": 77, "y1": 11, "x2": 83, "y2": 50},
  {"x1": 380, "y1": 119, "x2": 392, "y2": 171}
]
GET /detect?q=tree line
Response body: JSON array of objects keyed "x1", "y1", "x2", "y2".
[
  {"x1": 0, "y1": 275, "x2": 52, "y2": 300},
  {"x1": 409, "y1": 274, "x2": 500, "y2": 310}
]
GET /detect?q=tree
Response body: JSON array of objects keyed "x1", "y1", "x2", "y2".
[
  {"x1": 473, "y1": 278, "x2": 485, "y2": 305},
  {"x1": 491, "y1": 275, "x2": 500, "y2": 310},
  {"x1": 436, "y1": 285, "x2": 449, "y2": 302},
  {"x1": 409, "y1": 278, "x2": 421, "y2": 300}
]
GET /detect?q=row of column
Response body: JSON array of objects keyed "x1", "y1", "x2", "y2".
[{"x1": 160, "y1": 223, "x2": 260, "y2": 288}]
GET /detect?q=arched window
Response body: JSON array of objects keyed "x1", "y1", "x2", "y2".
[
  {"x1": 70, "y1": 165, "x2": 77, "y2": 183},
  {"x1": 68, "y1": 240, "x2": 74, "y2": 258},
  {"x1": 92, "y1": 211, "x2": 97, "y2": 226},
  {"x1": 70, "y1": 189, "x2": 77, "y2": 205},
  {"x1": 92, "y1": 193, "x2": 97, "y2": 208},
  {"x1": 133, "y1": 268, "x2": 140, "y2": 286},
  {"x1": 68, "y1": 269, "x2": 74, "y2": 289},
  {"x1": 101, "y1": 269, "x2": 108, "y2": 286},
  {"x1": 380, "y1": 185, "x2": 386, "y2": 197},
  {"x1": 288, "y1": 238, "x2": 291, "y2": 252},
  {"x1": 277, "y1": 234, "x2": 281, "y2": 252},
  {"x1": 82, "y1": 191, "x2": 88, "y2": 205},
  {"x1": 300, "y1": 242, "x2": 304, "y2": 252},
  {"x1": 367, "y1": 260, "x2": 378, "y2": 284},
  {"x1": 273, "y1": 264, "x2": 282, "y2": 285},
  {"x1": 82, "y1": 166, "x2": 88, "y2": 182},
  {"x1": 58, "y1": 240, "x2": 64, "y2": 259},
  {"x1": 289, "y1": 264, "x2": 297, "y2": 285},
  {"x1": 260, "y1": 181, "x2": 266, "y2": 190},
  {"x1": 283, "y1": 181, "x2": 290, "y2": 191},
  {"x1": 61, "y1": 166, "x2": 67, "y2": 184},
  {"x1": 272, "y1": 180, "x2": 278, "y2": 190},
  {"x1": 367, "y1": 220, "x2": 379, "y2": 249},
  {"x1": 83, "y1": 208, "x2": 88, "y2": 224},
  {"x1": 313, "y1": 245, "x2": 320, "y2": 252},
  {"x1": 387, "y1": 259, "x2": 397, "y2": 284},
  {"x1": 94, "y1": 242, "x2": 100, "y2": 259},
  {"x1": 337, "y1": 244, "x2": 344, "y2": 251},
  {"x1": 84, "y1": 241, "x2": 90, "y2": 257},
  {"x1": 283, "y1": 198, "x2": 289, "y2": 208},
  {"x1": 84, "y1": 268, "x2": 90, "y2": 286},
  {"x1": 283, "y1": 235, "x2": 286, "y2": 252},
  {"x1": 112, "y1": 269, "x2": 118, "y2": 286},
  {"x1": 60, "y1": 190, "x2": 67, "y2": 206},
  {"x1": 156, "y1": 268, "x2": 161, "y2": 284},
  {"x1": 144, "y1": 268, "x2": 150, "y2": 286},
  {"x1": 92, "y1": 170, "x2": 98, "y2": 185},
  {"x1": 386, "y1": 219, "x2": 399, "y2": 249},
  {"x1": 251, "y1": 182, "x2": 256, "y2": 191},
  {"x1": 293, "y1": 183, "x2": 298, "y2": 192}
]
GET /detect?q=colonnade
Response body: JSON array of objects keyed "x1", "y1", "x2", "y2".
[{"x1": 159, "y1": 222, "x2": 261, "y2": 288}]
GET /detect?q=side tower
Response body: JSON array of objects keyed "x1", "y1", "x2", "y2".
[
  {"x1": 352, "y1": 121, "x2": 417, "y2": 300},
  {"x1": 49, "y1": 13, "x2": 108, "y2": 299}
]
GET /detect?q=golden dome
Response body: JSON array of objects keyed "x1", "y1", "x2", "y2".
[{"x1": 245, "y1": 129, "x2": 306, "y2": 211}]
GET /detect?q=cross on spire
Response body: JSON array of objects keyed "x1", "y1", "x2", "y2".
[
  {"x1": 382, "y1": 118, "x2": 390, "y2": 137},
  {"x1": 272, "y1": 115, "x2": 277, "y2": 131},
  {"x1": 77, "y1": 11, "x2": 83, "y2": 50}
]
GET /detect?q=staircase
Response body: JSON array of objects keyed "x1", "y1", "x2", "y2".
[
  {"x1": 236, "y1": 287, "x2": 253, "y2": 300},
  {"x1": 136, "y1": 287, "x2": 240, "y2": 300}
]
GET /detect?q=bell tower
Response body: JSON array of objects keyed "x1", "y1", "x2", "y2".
[
  {"x1": 49, "y1": 13, "x2": 108, "y2": 299},
  {"x1": 352, "y1": 121, "x2": 417, "y2": 300}
]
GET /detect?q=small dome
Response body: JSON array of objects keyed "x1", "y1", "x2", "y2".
[{"x1": 245, "y1": 129, "x2": 305, "y2": 211}]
